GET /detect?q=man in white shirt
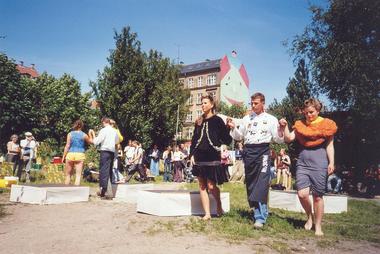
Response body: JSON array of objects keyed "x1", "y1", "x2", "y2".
[
  {"x1": 227, "y1": 92, "x2": 285, "y2": 228},
  {"x1": 20, "y1": 132, "x2": 38, "y2": 182},
  {"x1": 125, "y1": 141, "x2": 147, "y2": 182},
  {"x1": 92, "y1": 117, "x2": 119, "y2": 198}
]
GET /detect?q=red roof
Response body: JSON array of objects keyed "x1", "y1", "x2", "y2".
[{"x1": 16, "y1": 65, "x2": 39, "y2": 78}]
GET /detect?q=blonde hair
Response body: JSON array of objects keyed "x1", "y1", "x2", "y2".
[{"x1": 303, "y1": 98, "x2": 322, "y2": 111}]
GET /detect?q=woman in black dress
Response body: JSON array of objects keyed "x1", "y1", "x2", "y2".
[{"x1": 190, "y1": 94, "x2": 232, "y2": 220}]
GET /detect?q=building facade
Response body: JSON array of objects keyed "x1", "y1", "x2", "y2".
[{"x1": 179, "y1": 52, "x2": 250, "y2": 141}]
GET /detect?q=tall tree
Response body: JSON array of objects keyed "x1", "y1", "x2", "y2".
[
  {"x1": 91, "y1": 26, "x2": 188, "y2": 147},
  {"x1": 31, "y1": 73, "x2": 98, "y2": 146},
  {"x1": 290, "y1": 0, "x2": 380, "y2": 167},
  {"x1": 0, "y1": 54, "x2": 35, "y2": 151},
  {"x1": 268, "y1": 58, "x2": 312, "y2": 126}
]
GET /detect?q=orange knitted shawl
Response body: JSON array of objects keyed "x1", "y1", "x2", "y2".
[{"x1": 293, "y1": 118, "x2": 338, "y2": 148}]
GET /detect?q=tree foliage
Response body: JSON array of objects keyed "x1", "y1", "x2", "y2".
[
  {"x1": 268, "y1": 59, "x2": 312, "y2": 126},
  {"x1": 0, "y1": 53, "x2": 99, "y2": 154},
  {"x1": 91, "y1": 26, "x2": 189, "y2": 147},
  {"x1": 0, "y1": 54, "x2": 35, "y2": 147},
  {"x1": 218, "y1": 102, "x2": 248, "y2": 119},
  {"x1": 290, "y1": 0, "x2": 380, "y2": 167}
]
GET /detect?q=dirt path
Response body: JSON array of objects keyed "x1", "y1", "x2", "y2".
[{"x1": 0, "y1": 190, "x2": 379, "y2": 254}]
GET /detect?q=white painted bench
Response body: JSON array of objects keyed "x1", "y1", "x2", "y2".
[
  {"x1": 10, "y1": 184, "x2": 90, "y2": 205},
  {"x1": 269, "y1": 190, "x2": 347, "y2": 213},
  {"x1": 137, "y1": 190, "x2": 230, "y2": 216}
]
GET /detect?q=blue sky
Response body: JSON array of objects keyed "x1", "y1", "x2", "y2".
[{"x1": 0, "y1": 0, "x2": 325, "y2": 104}]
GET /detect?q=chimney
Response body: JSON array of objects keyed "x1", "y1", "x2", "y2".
[
  {"x1": 31, "y1": 64, "x2": 35, "y2": 69},
  {"x1": 20, "y1": 61, "x2": 24, "y2": 66}
]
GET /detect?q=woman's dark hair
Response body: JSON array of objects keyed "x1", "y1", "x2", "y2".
[
  {"x1": 72, "y1": 119, "x2": 84, "y2": 130},
  {"x1": 196, "y1": 94, "x2": 216, "y2": 126}
]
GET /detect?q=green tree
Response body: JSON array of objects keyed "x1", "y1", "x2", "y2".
[
  {"x1": 290, "y1": 0, "x2": 380, "y2": 167},
  {"x1": 268, "y1": 59, "x2": 312, "y2": 126},
  {"x1": 218, "y1": 102, "x2": 248, "y2": 119},
  {"x1": 0, "y1": 54, "x2": 35, "y2": 152},
  {"x1": 91, "y1": 26, "x2": 188, "y2": 147},
  {"x1": 30, "y1": 73, "x2": 97, "y2": 147}
]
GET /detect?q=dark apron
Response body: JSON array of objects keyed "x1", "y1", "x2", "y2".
[{"x1": 243, "y1": 143, "x2": 271, "y2": 205}]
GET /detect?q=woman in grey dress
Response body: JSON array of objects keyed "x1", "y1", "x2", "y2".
[{"x1": 279, "y1": 98, "x2": 337, "y2": 236}]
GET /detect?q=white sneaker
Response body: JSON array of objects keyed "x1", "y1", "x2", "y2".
[{"x1": 253, "y1": 221, "x2": 264, "y2": 229}]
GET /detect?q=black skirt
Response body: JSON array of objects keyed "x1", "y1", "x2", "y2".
[{"x1": 192, "y1": 164, "x2": 229, "y2": 185}]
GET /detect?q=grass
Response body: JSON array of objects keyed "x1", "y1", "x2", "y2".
[{"x1": 180, "y1": 182, "x2": 380, "y2": 246}]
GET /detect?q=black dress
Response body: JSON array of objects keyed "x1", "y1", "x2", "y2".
[{"x1": 190, "y1": 115, "x2": 232, "y2": 184}]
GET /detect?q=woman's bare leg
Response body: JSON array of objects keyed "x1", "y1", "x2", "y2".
[
  {"x1": 64, "y1": 161, "x2": 74, "y2": 185},
  {"x1": 207, "y1": 179, "x2": 223, "y2": 216},
  {"x1": 198, "y1": 177, "x2": 211, "y2": 220},
  {"x1": 74, "y1": 161, "x2": 84, "y2": 186},
  {"x1": 298, "y1": 187, "x2": 313, "y2": 230},
  {"x1": 313, "y1": 195, "x2": 324, "y2": 236}
]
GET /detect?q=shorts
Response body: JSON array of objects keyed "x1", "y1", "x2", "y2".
[{"x1": 66, "y1": 152, "x2": 85, "y2": 162}]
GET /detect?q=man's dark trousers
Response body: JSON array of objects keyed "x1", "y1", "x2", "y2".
[{"x1": 99, "y1": 151, "x2": 114, "y2": 196}]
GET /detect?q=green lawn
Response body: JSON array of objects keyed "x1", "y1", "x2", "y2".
[{"x1": 183, "y1": 182, "x2": 380, "y2": 244}]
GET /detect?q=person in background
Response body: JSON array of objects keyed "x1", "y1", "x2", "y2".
[
  {"x1": 276, "y1": 148, "x2": 292, "y2": 190},
  {"x1": 269, "y1": 149, "x2": 277, "y2": 182},
  {"x1": 280, "y1": 98, "x2": 337, "y2": 236},
  {"x1": 162, "y1": 145, "x2": 173, "y2": 182},
  {"x1": 62, "y1": 120, "x2": 93, "y2": 185},
  {"x1": 124, "y1": 139, "x2": 135, "y2": 173},
  {"x1": 327, "y1": 171, "x2": 342, "y2": 194},
  {"x1": 20, "y1": 132, "x2": 38, "y2": 183},
  {"x1": 125, "y1": 141, "x2": 147, "y2": 182},
  {"x1": 149, "y1": 144, "x2": 160, "y2": 177},
  {"x1": 220, "y1": 144, "x2": 231, "y2": 180},
  {"x1": 230, "y1": 142, "x2": 245, "y2": 182},
  {"x1": 7, "y1": 134, "x2": 22, "y2": 179},
  {"x1": 110, "y1": 119, "x2": 124, "y2": 184},
  {"x1": 190, "y1": 94, "x2": 232, "y2": 220},
  {"x1": 172, "y1": 145, "x2": 185, "y2": 182}
]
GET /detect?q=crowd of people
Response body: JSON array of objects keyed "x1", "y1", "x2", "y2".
[{"x1": 3, "y1": 91, "x2": 342, "y2": 236}]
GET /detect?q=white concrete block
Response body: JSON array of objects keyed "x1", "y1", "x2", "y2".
[
  {"x1": 137, "y1": 190, "x2": 230, "y2": 216},
  {"x1": 269, "y1": 190, "x2": 347, "y2": 213},
  {"x1": 113, "y1": 183, "x2": 183, "y2": 203},
  {"x1": 10, "y1": 184, "x2": 90, "y2": 205}
]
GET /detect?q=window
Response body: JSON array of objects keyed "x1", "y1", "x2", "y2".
[
  {"x1": 187, "y1": 129, "x2": 193, "y2": 140},
  {"x1": 208, "y1": 91, "x2": 216, "y2": 100},
  {"x1": 207, "y1": 74, "x2": 216, "y2": 86},
  {"x1": 196, "y1": 93, "x2": 202, "y2": 104},
  {"x1": 187, "y1": 78, "x2": 193, "y2": 88},
  {"x1": 196, "y1": 110, "x2": 203, "y2": 118},
  {"x1": 186, "y1": 113, "x2": 193, "y2": 122},
  {"x1": 197, "y1": 76, "x2": 203, "y2": 87},
  {"x1": 188, "y1": 95, "x2": 193, "y2": 106}
]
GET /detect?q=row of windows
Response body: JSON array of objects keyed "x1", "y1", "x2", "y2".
[
  {"x1": 186, "y1": 74, "x2": 217, "y2": 88},
  {"x1": 187, "y1": 91, "x2": 216, "y2": 106},
  {"x1": 177, "y1": 129, "x2": 194, "y2": 140}
]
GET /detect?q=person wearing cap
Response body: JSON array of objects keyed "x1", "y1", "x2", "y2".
[
  {"x1": 6, "y1": 134, "x2": 22, "y2": 179},
  {"x1": 20, "y1": 132, "x2": 38, "y2": 182}
]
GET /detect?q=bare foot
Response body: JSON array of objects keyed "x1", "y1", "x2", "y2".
[
  {"x1": 304, "y1": 218, "x2": 313, "y2": 230},
  {"x1": 202, "y1": 215, "x2": 211, "y2": 221},
  {"x1": 315, "y1": 225, "x2": 324, "y2": 236}
]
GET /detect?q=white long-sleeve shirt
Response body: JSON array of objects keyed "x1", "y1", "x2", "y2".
[
  {"x1": 93, "y1": 125, "x2": 119, "y2": 152},
  {"x1": 230, "y1": 112, "x2": 284, "y2": 144}
]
